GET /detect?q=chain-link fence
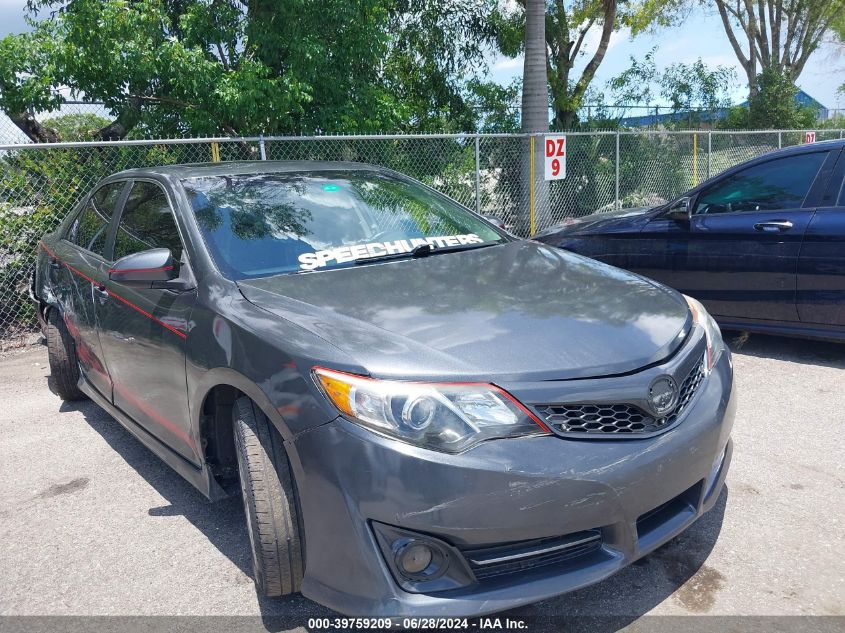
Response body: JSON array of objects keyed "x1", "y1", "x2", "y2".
[{"x1": 2, "y1": 129, "x2": 842, "y2": 347}]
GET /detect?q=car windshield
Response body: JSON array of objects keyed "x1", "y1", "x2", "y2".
[{"x1": 181, "y1": 170, "x2": 508, "y2": 280}]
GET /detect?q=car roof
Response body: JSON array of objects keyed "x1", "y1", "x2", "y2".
[
  {"x1": 110, "y1": 160, "x2": 392, "y2": 180},
  {"x1": 755, "y1": 138, "x2": 845, "y2": 159}
]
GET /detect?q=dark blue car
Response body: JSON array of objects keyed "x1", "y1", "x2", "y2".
[{"x1": 536, "y1": 139, "x2": 845, "y2": 341}]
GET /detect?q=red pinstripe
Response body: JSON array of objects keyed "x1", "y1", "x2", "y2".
[{"x1": 38, "y1": 241, "x2": 187, "y2": 339}]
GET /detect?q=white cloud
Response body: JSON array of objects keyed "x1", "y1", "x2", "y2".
[{"x1": 493, "y1": 56, "x2": 524, "y2": 72}]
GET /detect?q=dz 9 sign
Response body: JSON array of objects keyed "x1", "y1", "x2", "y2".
[{"x1": 544, "y1": 135, "x2": 566, "y2": 180}]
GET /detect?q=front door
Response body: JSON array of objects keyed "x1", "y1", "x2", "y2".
[
  {"x1": 640, "y1": 150, "x2": 832, "y2": 322},
  {"x1": 96, "y1": 179, "x2": 199, "y2": 464}
]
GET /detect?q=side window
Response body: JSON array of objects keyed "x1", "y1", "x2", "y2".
[
  {"x1": 66, "y1": 182, "x2": 125, "y2": 256},
  {"x1": 694, "y1": 152, "x2": 828, "y2": 215},
  {"x1": 114, "y1": 181, "x2": 183, "y2": 261}
]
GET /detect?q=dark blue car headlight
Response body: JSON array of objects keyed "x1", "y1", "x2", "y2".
[{"x1": 313, "y1": 367, "x2": 551, "y2": 453}]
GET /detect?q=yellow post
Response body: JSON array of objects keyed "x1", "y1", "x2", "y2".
[
  {"x1": 529, "y1": 135, "x2": 536, "y2": 236},
  {"x1": 692, "y1": 133, "x2": 698, "y2": 187},
  {"x1": 211, "y1": 142, "x2": 221, "y2": 162}
]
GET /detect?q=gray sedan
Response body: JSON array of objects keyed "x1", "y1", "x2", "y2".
[{"x1": 31, "y1": 161, "x2": 735, "y2": 617}]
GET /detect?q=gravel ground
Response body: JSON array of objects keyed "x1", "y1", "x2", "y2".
[{"x1": 0, "y1": 333, "x2": 843, "y2": 628}]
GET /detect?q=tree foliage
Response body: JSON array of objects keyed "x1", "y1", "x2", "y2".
[
  {"x1": 712, "y1": 0, "x2": 845, "y2": 99},
  {"x1": 494, "y1": 0, "x2": 688, "y2": 129},
  {"x1": 725, "y1": 67, "x2": 818, "y2": 128},
  {"x1": 607, "y1": 49, "x2": 736, "y2": 125},
  {"x1": 0, "y1": 0, "x2": 500, "y2": 141}
]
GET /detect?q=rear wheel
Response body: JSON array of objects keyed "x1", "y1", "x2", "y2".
[
  {"x1": 232, "y1": 396, "x2": 304, "y2": 596},
  {"x1": 45, "y1": 309, "x2": 85, "y2": 401}
]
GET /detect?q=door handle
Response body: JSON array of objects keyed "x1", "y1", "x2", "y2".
[
  {"x1": 753, "y1": 220, "x2": 794, "y2": 233},
  {"x1": 93, "y1": 281, "x2": 108, "y2": 295}
]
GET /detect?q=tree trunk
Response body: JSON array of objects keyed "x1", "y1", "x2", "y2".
[
  {"x1": 520, "y1": 0, "x2": 550, "y2": 235},
  {"x1": 9, "y1": 111, "x2": 61, "y2": 143},
  {"x1": 95, "y1": 98, "x2": 142, "y2": 141}
]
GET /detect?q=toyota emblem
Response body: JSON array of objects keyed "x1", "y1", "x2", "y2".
[{"x1": 648, "y1": 376, "x2": 679, "y2": 416}]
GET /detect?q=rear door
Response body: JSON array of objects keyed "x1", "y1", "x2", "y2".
[
  {"x1": 96, "y1": 179, "x2": 200, "y2": 464},
  {"x1": 45, "y1": 181, "x2": 128, "y2": 398},
  {"x1": 797, "y1": 149, "x2": 845, "y2": 325},
  {"x1": 639, "y1": 150, "x2": 833, "y2": 322}
]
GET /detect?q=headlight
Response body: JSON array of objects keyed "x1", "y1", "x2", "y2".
[
  {"x1": 684, "y1": 295, "x2": 725, "y2": 373},
  {"x1": 313, "y1": 367, "x2": 550, "y2": 453}
]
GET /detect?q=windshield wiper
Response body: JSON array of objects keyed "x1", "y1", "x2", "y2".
[
  {"x1": 425, "y1": 242, "x2": 498, "y2": 256},
  {"x1": 354, "y1": 243, "x2": 432, "y2": 265},
  {"x1": 354, "y1": 242, "x2": 497, "y2": 265}
]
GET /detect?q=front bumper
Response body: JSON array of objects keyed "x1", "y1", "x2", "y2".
[{"x1": 288, "y1": 350, "x2": 735, "y2": 617}]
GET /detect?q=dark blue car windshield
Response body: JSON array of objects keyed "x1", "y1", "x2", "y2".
[{"x1": 182, "y1": 171, "x2": 506, "y2": 280}]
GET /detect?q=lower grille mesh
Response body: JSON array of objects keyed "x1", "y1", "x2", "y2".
[
  {"x1": 536, "y1": 353, "x2": 706, "y2": 436},
  {"x1": 463, "y1": 530, "x2": 602, "y2": 580}
]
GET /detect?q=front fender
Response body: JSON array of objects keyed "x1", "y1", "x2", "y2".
[{"x1": 189, "y1": 365, "x2": 299, "y2": 443}]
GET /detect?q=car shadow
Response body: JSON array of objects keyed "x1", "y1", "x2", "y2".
[
  {"x1": 724, "y1": 330, "x2": 845, "y2": 369},
  {"x1": 58, "y1": 396, "x2": 332, "y2": 624},
  {"x1": 59, "y1": 393, "x2": 728, "y2": 632}
]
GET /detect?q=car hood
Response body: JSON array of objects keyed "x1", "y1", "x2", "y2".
[
  {"x1": 237, "y1": 241, "x2": 691, "y2": 382},
  {"x1": 534, "y1": 206, "x2": 657, "y2": 240}
]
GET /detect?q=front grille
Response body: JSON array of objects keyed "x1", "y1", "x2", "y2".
[
  {"x1": 536, "y1": 353, "x2": 706, "y2": 437},
  {"x1": 462, "y1": 529, "x2": 602, "y2": 581}
]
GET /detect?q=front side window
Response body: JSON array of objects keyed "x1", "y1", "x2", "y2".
[
  {"x1": 694, "y1": 152, "x2": 828, "y2": 215},
  {"x1": 182, "y1": 170, "x2": 508, "y2": 280},
  {"x1": 114, "y1": 181, "x2": 183, "y2": 261},
  {"x1": 66, "y1": 182, "x2": 125, "y2": 256}
]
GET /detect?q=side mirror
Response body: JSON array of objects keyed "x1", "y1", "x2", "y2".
[
  {"x1": 109, "y1": 248, "x2": 178, "y2": 286},
  {"x1": 665, "y1": 197, "x2": 692, "y2": 222},
  {"x1": 484, "y1": 216, "x2": 507, "y2": 229}
]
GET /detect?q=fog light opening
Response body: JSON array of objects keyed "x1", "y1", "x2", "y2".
[
  {"x1": 398, "y1": 543, "x2": 433, "y2": 574},
  {"x1": 393, "y1": 538, "x2": 447, "y2": 581}
]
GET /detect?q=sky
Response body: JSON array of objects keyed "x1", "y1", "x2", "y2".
[
  {"x1": 488, "y1": 5, "x2": 845, "y2": 112},
  {"x1": 0, "y1": 0, "x2": 843, "y2": 114}
]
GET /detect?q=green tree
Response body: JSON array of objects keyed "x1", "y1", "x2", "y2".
[
  {"x1": 607, "y1": 51, "x2": 735, "y2": 126},
  {"x1": 745, "y1": 68, "x2": 818, "y2": 127},
  {"x1": 607, "y1": 49, "x2": 659, "y2": 114},
  {"x1": 660, "y1": 59, "x2": 737, "y2": 116},
  {"x1": 712, "y1": 0, "x2": 845, "y2": 100},
  {"x1": 41, "y1": 113, "x2": 113, "y2": 141},
  {"x1": 494, "y1": 0, "x2": 686, "y2": 129},
  {"x1": 0, "y1": 0, "x2": 499, "y2": 141}
]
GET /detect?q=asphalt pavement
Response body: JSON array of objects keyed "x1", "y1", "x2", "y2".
[{"x1": 0, "y1": 333, "x2": 843, "y2": 629}]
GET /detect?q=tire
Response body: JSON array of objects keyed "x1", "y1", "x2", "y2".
[
  {"x1": 232, "y1": 396, "x2": 304, "y2": 597},
  {"x1": 45, "y1": 309, "x2": 86, "y2": 401}
]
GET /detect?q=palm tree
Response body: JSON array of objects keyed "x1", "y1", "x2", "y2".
[
  {"x1": 521, "y1": 0, "x2": 549, "y2": 135},
  {"x1": 521, "y1": 0, "x2": 549, "y2": 234}
]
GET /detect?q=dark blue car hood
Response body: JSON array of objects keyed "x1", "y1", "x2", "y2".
[
  {"x1": 535, "y1": 207, "x2": 658, "y2": 239},
  {"x1": 238, "y1": 240, "x2": 691, "y2": 382}
]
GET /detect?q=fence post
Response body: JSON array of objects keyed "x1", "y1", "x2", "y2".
[
  {"x1": 259, "y1": 134, "x2": 267, "y2": 160},
  {"x1": 778, "y1": 131, "x2": 782, "y2": 149},
  {"x1": 707, "y1": 131, "x2": 712, "y2": 180},
  {"x1": 692, "y1": 133, "x2": 698, "y2": 187},
  {"x1": 474, "y1": 135, "x2": 481, "y2": 215},
  {"x1": 529, "y1": 135, "x2": 536, "y2": 235},
  {"x1": 615, "y1": 132, "x2": 620, "y2": 210}
]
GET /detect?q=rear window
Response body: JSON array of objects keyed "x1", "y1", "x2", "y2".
[
  {"x1": 181, "y1": 171, "x2": 506, "y2": 279},
  {"x1": 66, "y1": 182, "x2": 124, "y2": 256}
]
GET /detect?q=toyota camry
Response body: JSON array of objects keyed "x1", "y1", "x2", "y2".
[{"x1": 31, "y1": 161, "x2": 735, "y2": 617}]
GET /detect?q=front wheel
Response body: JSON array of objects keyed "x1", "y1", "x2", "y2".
[{"x1": 232, "y1": 396, "x2": 304, "y2": 596}]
